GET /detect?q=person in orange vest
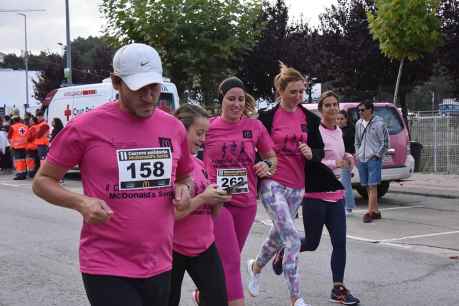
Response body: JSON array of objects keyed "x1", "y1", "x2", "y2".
[
  {"x1": 33, "y1": 110, "x2": 50, "y2": 168},
  {"x1": 8, "y1": 115, "x2": 28, "y2": 180},
  {"x1": 25, "y1": 116, "x2": 38, "y2": 178}
]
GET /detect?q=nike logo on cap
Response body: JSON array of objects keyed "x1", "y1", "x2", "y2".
[{"x1": 140, "y1": 61, "x2": 149, "y2": 66}]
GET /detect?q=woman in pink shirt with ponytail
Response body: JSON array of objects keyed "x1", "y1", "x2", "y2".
[
  {"x1": 202, "y1": 76, "x2": 276, "y2": 306},
  {"x1": 273, "y1": 91, "x2": 360, "y2": 305}
]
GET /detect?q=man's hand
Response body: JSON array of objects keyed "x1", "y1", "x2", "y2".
[
  {"x1": 173, "y1": 183, "x2": 192, "y2": 211},
  {"x1": 77, "y1": 196, "x2": 113, "y2": 224}
]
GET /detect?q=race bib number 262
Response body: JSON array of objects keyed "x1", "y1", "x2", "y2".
[{"x1": 117, "y1": 147, "x2": 172, "y2": 190}]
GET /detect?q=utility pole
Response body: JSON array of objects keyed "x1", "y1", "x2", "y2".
[
  {"x1": 0, "y1": 9, "x2": 45, "y2": 115},
  {"x1": 65, "y1": 0, "x2": 72, "y2": 85}
]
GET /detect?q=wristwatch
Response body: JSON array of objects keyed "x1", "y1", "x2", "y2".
[{"x1": 262, "y1": 159, "x2": 273, "y2": 169}]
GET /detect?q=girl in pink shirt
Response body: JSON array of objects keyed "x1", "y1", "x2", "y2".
[
  {"x1": 169, "y1": 104, "x2": 231, "y2": 306},
  {"x1": 203, "y1": 77, "x2": 276, "y2": 306}
]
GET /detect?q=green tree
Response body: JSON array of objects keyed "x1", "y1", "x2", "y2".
[
  {"x1": 367, "y1": 0, "x2": 442, "y2": 118},
  {"x1": 101, "y1": 0, "x2": 263, "y2": 106}
]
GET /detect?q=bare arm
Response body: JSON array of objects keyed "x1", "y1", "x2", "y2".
[
  {"x1": 32, "y1": 161, "x2": 113, "y2": 224},
  {"x1": 254, "y1": 150, "x2": 277, "y2": 178}
]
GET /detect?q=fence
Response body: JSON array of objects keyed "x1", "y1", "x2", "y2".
[{"x1": 409, "y1": 112, "x2": 459, "y2": 174}]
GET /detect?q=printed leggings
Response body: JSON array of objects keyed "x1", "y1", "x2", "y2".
[
  {"x1": 300, "y1": 198, "x2": 346, "y2": 283},
  {"x1": 255, "y1": 179, "x2": 305, "y2": 300}
]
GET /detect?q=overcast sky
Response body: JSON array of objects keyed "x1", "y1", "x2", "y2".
[{"x1": 0, "y1": 0, "x2": 336, "y2": 55}]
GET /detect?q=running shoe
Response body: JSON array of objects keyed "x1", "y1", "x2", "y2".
[
  {"x1": 363, "y1": 212, "x2": 373, "y2": 223},
  {"x1": 192, "y1": 289, "x2": 200, "y2": 305},
  {"x1": 293, "y1": 297, "x2": 312, "y2": 306},
  {"x1": 246, "y1": 259, "x2": 261, "y2": 297},
  {"x1": 329, "y1": 285, "x2": 360, "y2": 305},
  {"x1": 272, "y1": 248, "x2": 284, "y2": 275}
]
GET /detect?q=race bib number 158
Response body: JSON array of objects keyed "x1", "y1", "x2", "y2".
[{"x1": 117, "y1": 147, "x2": 172, "y2": 190}]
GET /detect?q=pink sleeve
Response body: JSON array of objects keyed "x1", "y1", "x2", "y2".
[
  {"x1": 46, "y1": 121, "x2": 84, "y2": 169},
  {"x1": 322, "y1": 158, "x2": 337, "y2": 170},
  {"x1": 175, "y1": 124, "x2": 194, "y2": 178},
  {"x1": 256, "y1": 121, "x2": 274, "y2": 154}
]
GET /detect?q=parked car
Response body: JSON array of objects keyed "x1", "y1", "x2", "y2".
[{"x1": 302, "y1": 102, "x2": 415, "y2": 198}]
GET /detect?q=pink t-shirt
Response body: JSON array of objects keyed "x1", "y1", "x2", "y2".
[
  {"x1": 173, "y1": 156, "x2": 214, "y2": 256},
  {"x1": 204, "y1": 116, "x2": 274, "y2": 207},
  {"x1": 270, "y1": 107, "x2": 308, "y2": 189},
  {"x1": 47, "y1": 102, "x2": 193, "y2": 278},
  {"x1": 305, "y1": 124, "x2": 345, "y2": 202}
]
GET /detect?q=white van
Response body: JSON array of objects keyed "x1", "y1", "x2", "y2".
[{"x1": 43, "y1": 79, "x2": 180, "y2": 126}]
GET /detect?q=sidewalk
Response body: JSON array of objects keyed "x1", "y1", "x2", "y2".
[{"x1": 391, "y1": 173, "x2": 459, "y2": 199}]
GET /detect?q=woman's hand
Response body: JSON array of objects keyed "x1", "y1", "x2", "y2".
[
  {"x1": 199, "y1": 184, "x2": 232, "y2": 205},
  {"x1": 298, "y1": 142, "x2": 313, "y2": 160},
  {"x1": 253, "y1": 161, "x2": 272, "y2": 178}
]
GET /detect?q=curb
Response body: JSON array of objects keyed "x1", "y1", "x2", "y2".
[{"x1": 390, "y1": 190, "x2": 459, "y2": 199}]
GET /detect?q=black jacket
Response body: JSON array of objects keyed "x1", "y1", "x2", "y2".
[
  {"x1": 341, "y1": 124, "x2": 356, "y2": 154},
  {"x1": 258, "y1": 104, "x2": 343, "y2": 193}
]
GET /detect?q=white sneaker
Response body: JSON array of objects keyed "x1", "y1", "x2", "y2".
[
  {"x1": 246, "y1": 259, "x2": 261, "y2": 297},
  {"x1": 293, "y1": 298, "x2": 312, "y2": 306},
  {"x1": 345, "y1": 209, "x2": 353, "y2": 216}
]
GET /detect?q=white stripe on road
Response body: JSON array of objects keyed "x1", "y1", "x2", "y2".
[
  {"x1": 352, "y1": 205, "x2": 425, "y2": 213},
  {"x1": 379, "y1": 230, "x2": 459, "y2": 242},
  {"x1": 0, "y1": 182, "x2": 23, "y2": 187}
]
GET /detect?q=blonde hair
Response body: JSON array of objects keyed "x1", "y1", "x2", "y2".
[
  {"x1": 174, "y1": 104, "x2": 209, "y2": 130},
  {"x1": 244, "y1": 93, "x2": 257, "y2": 117},
  {"x1": 273, "y1": 61, "x2": 305, "y2": 93}
]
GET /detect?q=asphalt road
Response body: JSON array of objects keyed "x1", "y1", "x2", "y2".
[{"x1": 0, "y1": 174, "x2": 458, "y2": 306}]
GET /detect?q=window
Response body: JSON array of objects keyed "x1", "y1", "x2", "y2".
[{"x1": 349, "y1": 106, "x2": 403, "y2": 135}]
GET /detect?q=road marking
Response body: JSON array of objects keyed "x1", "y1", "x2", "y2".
[
  {"x1": 0, "y1": 182, "x2": 22, "y2": 187},
  {"x1": 379, "y1": 230, "x2": 459, "y2": 242},
  {"x1": 346, "y1": 235, "x2": 378, "y2": 243},
  {"x1": 353, "y1": 205, "x2": 425, "y2": 214}
]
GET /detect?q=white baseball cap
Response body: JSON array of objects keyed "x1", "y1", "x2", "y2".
[{"x1": 112, "y1": 43, "x2": 163, "y2": 91}]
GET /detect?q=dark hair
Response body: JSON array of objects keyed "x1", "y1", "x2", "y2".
[
  {"x1": 52, "y1": 117, "x2": 64, "y2": 129},
  {"x1": 318, "y1": 90, "x2": 339, "y2": 112},
  {"x1": 218, "y1": 77, "x2": 245, "y2": 103},
  {"x1": 174, "y1": 104, "x2": 209, "y2": 130},
  {"x1": 338, "y1": 110, "x2": 348, "y2": 119},
  {"x1": 358, "y1": 100, "x2": 374, "y2": 113},
  {"x1": 274, "y1": 62, "x2": 305, "y2": 93}
]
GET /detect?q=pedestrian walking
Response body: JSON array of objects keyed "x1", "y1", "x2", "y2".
[
  {"x1": 336, "y1": 110, "x2": 356, "y2": 214},
  {"x1": 32, "y1": 43, "x2": 194, "y2": 306},
  {"x1": 247, "y1": 63, "x2": 323, "y2": 306},
  {"x1": 354, "y1": 100, "x2": 389, "y2": 223},
  {"x1": 168, "y1": 104, "x2": 230, "y2": 306},
  {"x1": 201, "y1": 76, "x2": 276, "y2": 306}
]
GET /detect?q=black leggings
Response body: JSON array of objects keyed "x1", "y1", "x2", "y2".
[
  {"x1": 300, "y1": 198, "x2": 347, "y2": 283},
  {"x1": 169, "y1": 243, "x2": 228, "y2": 306},
  {"x1": 82, "y1": 270, "x2": 171, "y2": 306}
]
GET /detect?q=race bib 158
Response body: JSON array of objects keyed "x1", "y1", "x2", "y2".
[{"x1": 117, "y1": 147, "x2": 172, "y2": 190}]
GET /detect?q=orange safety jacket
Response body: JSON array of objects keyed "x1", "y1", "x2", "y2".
[
  {"x1": 8, "y1": 123, "x2": 28, "y2": 149},
  {"x1": 26, "y1": 124, "x2": 38, "y2": 150},
  {"x1": 34, "y1": 120, "x2": 50, "y2": 146}
]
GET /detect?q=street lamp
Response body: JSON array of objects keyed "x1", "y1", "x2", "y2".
[{"x1": 17, "y1": 13, "x2": 29, "y2": 114}]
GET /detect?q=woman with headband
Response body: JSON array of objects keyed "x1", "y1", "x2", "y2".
[{"x1": 201, "y1": 76, "x2": 276, "y2": 306}]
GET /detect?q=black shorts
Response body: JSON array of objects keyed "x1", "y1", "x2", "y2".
[{"x1": 82, "y1": 270, "x2": 171, "y2": 306}]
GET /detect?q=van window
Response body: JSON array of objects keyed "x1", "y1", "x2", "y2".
[
  {"x1": 349, "y1": 106, "x2": 403, "y2": 135},
  {"x1": 158, "y1": 92, "x2": 175, "y2": 113}
]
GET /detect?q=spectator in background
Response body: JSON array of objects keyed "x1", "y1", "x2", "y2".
[
  {"x1": 354, "y1": 100, "x2": 389, "y2": 223},
  {"x1": 50, "y1": 117, "x2": 64, "y2": 143},
  {"x1": 336, "y1": 110, "x2": 356, "y2": 215},
  {"x1": 33, "y1": 110, "x2": 50, "y2": 168}
]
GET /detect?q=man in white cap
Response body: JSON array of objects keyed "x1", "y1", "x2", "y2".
[{"x1": 32, "y1": 43, "x2": 194, "y2": 306}]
